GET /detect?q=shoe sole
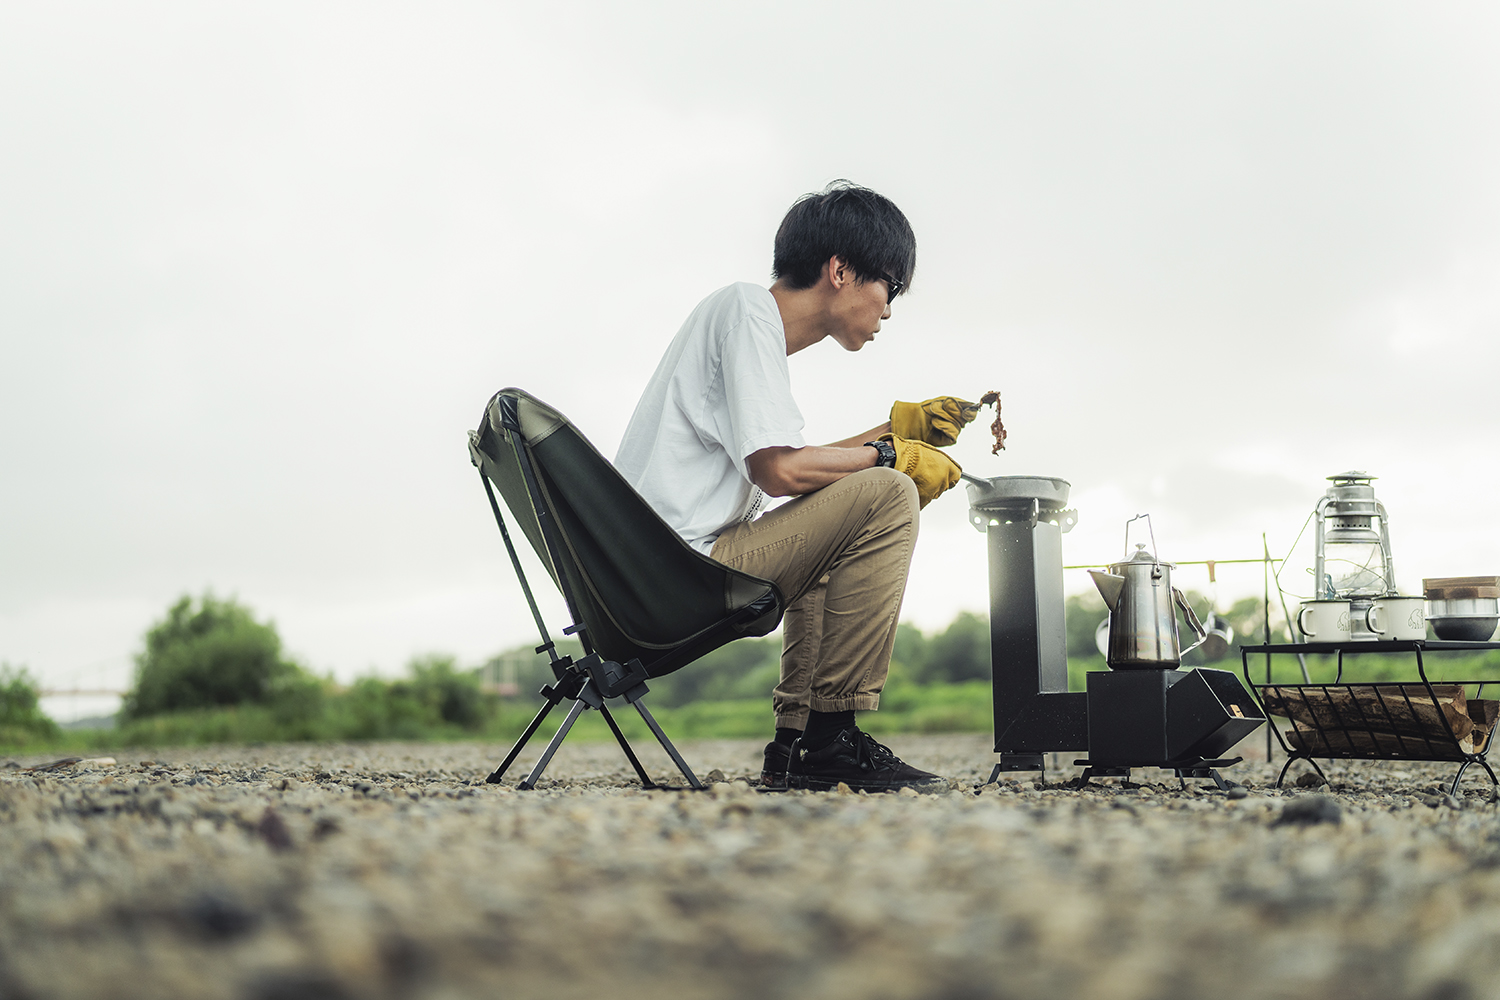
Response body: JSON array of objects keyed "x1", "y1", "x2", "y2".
[
  {"x1": 786, "y1": 773, "x2": 949, "y2": 794},
  {"x1": 759, "y1": 771, "x2": 788, "y2": 791}
]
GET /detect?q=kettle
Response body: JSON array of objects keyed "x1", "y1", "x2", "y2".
[{"x1": 1089, "y1": 523, "x2": 1208, "y2": 670}]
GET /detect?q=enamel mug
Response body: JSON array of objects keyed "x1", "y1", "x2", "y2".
[
  {"x1": 1366, "y1": 596, "x2": 1426, "y2": 641},
  {"x1": 1297, "y1": 600, "x2": 1352, "y2": 641}
]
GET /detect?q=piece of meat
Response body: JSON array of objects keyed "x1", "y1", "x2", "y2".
[{"x1": 979, "y1": 390, "x2": 1006, "y2": 454}]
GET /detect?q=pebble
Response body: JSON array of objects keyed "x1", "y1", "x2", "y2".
[
  {"x1": 4, "y1": 735, "x2": 1500, "y2": 999},
  {"x1": 1271, "y1": 794, "x2": 1343, "y2": 827}
]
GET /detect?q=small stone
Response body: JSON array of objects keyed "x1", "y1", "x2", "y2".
[
  {"x1": 1272, "y1": 794, "x2": 1342, "y2": 827},
  {"x1": 256, "y1": 807, "x2": 294, "y2": 851},
  {"x1": 704, "y1": 769, "x2": 727, "y2": 783},
  {"x1": 835, "y1": 782, "x2": 854, "y2": 795},
  {"x1": 898, "y1": 786, "x2": 919, "y2": 798},
  {"x1": 1295, "y1": 772, "x2": 1328, "y2": 789},
  {"x1": 1227, "y1": 786, "x2": 1249, "y2": 800},
  {"x1": 185, "y1": 891, "x2": 258, "y2": 941}
]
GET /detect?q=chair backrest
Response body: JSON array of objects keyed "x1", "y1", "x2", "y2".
[{"x1": 469, "y1": 388, "x2": 783, "y2": 678}]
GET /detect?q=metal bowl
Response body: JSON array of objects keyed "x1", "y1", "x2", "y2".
[
  {"x1": 1429, "y1": 615, "x2": 1500, "y2": 642},
  {"x1": 1428, "y1": 597, "x2": 1499, "y2": 618}
]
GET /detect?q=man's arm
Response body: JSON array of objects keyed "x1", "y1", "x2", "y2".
[
  {"x1": 746, "y1": 421, "x2": 894, "y2": 497},
  {"x1": 821, "y1": 422, "x2": 892, "y2": 450}
]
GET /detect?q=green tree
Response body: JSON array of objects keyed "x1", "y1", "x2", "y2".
[
  {"x1": 123, "y1": 593, "x2": 316, "y2": 719},
  {"x1": 921, "y1": 611, "x2": 990, "y2": 683},
  {"x1": 1065, "y1": 593, "x2": 1109, "y2": 658},
  {"x1": 892, "y1": 621, "x2": 929, "y2": 676},
  {"x1": 399, "y1": 654, "x2": 489, "y2": 728},
  {"x1": 0, "y1": 664, "x2": 60, "y2": 745}
]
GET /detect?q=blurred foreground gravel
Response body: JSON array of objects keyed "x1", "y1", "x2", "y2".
[{"x1": 5, "y1": 733, "x2": 1500, "y2": 1000}]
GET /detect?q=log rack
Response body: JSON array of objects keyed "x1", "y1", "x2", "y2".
[{"x1": 1240, "y1": 640, "x2": 1500, "y2": 796}]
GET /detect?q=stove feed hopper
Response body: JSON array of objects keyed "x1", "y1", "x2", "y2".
[
  {"x1": 1086, "y1": 668, "x2": 1264, "y2": 768},
  {"x1": 1166, "y1": 668, "x2": 1264, "y2": 762}
]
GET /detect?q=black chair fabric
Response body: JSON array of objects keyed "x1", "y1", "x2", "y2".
[{"x1": 470, "y1": 388, "x2": 784, "y2": 678}]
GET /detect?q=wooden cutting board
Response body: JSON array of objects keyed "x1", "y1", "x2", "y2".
[{"x1": 1424, "y1": 576, "x2": 1500, "y2": 600}]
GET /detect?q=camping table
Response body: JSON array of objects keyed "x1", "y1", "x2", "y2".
[{"x1": 1240, "y1": 640, "x2": 1500, "y2": 795}]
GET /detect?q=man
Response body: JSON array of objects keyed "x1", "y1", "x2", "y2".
[{"x1": 615, "y1": 181, "x2": 979, "y2": 792}]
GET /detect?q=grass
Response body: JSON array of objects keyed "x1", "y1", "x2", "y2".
[{"x1": 11, "y1": 648, "x2": 1500, "y2": 756}]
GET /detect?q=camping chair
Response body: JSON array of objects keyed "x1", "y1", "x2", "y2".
[{"x1": 469, "y1": 388, "x2": 785, "y2": 789}]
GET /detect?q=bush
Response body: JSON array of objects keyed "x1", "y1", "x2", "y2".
[
  {"x1": 123, "y1": 593, "x2": 315, "y2": 720},
  {"x1": 0, "y1": 664, "x2": 60, "y2": 746},
  {"x1": 398, "y1": 655, "x2": 488, "y2": 728},
  {"x1": 323, "y1": 656, "x2": 496, "y2": 740},
  {"x1": 1065, "y1": 593, "x2": 1108, "y2": 658},
  {"x1": 919, "y1": 611, "x2": 990, "y2": 683}
]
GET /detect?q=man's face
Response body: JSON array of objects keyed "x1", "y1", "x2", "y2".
[{"x1": 829, "y1": 264, "x2": 894, "y2": 352}]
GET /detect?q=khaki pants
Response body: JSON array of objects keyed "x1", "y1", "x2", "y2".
[{"x1": 709, "y1": 467, "x2": 919, "y2": 729}]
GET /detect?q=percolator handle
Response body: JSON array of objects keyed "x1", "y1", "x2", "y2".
[{"x1": 1173, "y1": 587, "x2": 1209, "y2": 657}]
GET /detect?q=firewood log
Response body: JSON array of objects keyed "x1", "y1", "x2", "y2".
[
  {"x1": 1284, "y1": 726, "x2": 1470, "y2": 760},
  {"x1": 1261, "y1": 684, "x2": 1473, "y2": 742}
]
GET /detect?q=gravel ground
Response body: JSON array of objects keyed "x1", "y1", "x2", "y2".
[{"x1": 4, "y1": 733, "x2": 1500, "y2": 1000}]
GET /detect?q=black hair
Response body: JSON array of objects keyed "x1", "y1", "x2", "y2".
[{"x1": 771, "y1": 180, "x2": 917, "y2": 295}]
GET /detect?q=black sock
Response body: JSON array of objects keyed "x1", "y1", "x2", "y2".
[
  {"x1": 774, "y1": 727, "x2": 801, "y2": 748},
  {"x1": 801, "y1": 710, "x2": 855, "y2": 751}
]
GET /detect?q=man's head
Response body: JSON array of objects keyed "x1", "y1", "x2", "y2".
[{"x1": 772, "y1": 181, "x2": 916, "y2": 300}]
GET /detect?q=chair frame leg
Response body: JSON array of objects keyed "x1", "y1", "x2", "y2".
[
  {"x1": 633, "y1": 698, "x2": 704, "y2": 790},
  {"x1": 491, "y1": 678, "x2": 700, "y2": 791},
  {"x1": 485, "y1": 694, "x2": 561, "y2": 784},
  {"x1": 518, "y1": 698, "x2": 588, "y2": 790},
  {"x1": 599, "y1": 701, "x2": 656, "y2": 788}
]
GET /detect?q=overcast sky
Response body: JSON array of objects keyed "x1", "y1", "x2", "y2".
[{"x1": 4, "y1": 3, "x2": 1499, "y2": 719}]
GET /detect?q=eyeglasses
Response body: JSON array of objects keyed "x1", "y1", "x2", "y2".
[{"x1": 879, "y1": 272, "x2": 904, "y2": 303}]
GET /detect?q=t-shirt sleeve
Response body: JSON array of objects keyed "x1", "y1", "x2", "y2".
[{"x1": 719, "y1": 316, "x2": 806, "y2": 478}]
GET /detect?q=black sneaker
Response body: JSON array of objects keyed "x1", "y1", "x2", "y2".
[
  {"x1": 759, "y1": 741, "x2": 790, "y2": 789},
  {"x1": 787, "y1": 728, "x2": 949, "y2": 794}
]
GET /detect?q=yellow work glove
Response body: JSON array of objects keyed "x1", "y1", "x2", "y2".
[
  {"x1": 881, "y1": 433, "x2": 962, "y2": 509},
  {"x1": 889, "y1": 396, "x2": 983, "y2": 448}
]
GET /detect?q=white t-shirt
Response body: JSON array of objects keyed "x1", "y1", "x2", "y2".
[{"x1": 616, "y1": 283, "x2": 806, "y2": 554}]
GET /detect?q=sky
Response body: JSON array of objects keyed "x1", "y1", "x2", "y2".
[{"x1": 4, "y1": 3, "x2": 1499, "y2": 720}]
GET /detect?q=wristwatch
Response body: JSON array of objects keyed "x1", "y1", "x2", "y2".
[{"x1": 865, "y1": 439, "x2": 897, "y2": 469}]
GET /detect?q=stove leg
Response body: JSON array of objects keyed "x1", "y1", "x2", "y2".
[{"x1": 982, "y1": 764, "x2": 1002, "y2": 787}]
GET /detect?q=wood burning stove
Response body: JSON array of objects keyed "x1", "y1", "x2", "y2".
[{"x1": 966, "y1": 476, "x2": 1265, "y2": 787}]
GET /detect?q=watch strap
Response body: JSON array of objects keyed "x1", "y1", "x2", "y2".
[{"x1": 865, "y1": 439, "x2": 897, "y2": 469}]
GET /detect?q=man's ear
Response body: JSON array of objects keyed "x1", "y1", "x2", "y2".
[{"x1": 825, "y1": 255, "x2": 850, "y2": 290}]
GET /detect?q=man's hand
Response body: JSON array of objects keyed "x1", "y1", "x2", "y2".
[
  {"x1": 889, "y1": 396, "x2": 982, "y2": 448},
  {"x1": 880, "y1": 433, "x2": 962, "y2": 509}
]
